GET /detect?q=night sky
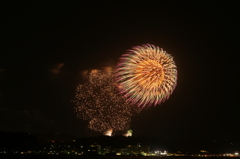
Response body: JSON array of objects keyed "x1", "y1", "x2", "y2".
[{"x1": 1, "y1": 1, "x2": 239, "y2": 141}]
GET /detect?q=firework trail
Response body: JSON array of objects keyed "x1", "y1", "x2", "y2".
[
  {"x1": 115, "y1": 44, "x2": 177, "y2": 108},
  {"x1": 73, "y1": 70, "x2": 140, "y2": 135}
]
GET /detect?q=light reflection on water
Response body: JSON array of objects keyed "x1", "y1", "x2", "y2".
[{"x1": 2, "y1": 157, "x2": 240, "y2": 159}]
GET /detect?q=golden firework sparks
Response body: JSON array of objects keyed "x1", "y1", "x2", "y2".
[{"x1": 115, "y1": 44, "x2": 177, "y2": 108}]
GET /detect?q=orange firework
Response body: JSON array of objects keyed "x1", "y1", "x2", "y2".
[{"x1": 115, "y1": 44, "x2": 177, "y2": 108}]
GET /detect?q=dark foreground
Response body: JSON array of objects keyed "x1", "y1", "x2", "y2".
[{"x1": 1, "y1": 155, "x2": 240, "y2": 159}]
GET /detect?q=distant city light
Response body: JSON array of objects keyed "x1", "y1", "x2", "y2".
[
  {"x1": 155, "y1": 150, "x2": 167, "y2": 156},
  {"x1": 161, "y1": 151, "x2": 167, "y2": 155}
]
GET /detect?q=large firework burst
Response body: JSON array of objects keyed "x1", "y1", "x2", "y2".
[
  {"x1": 73, "y1": 70, "x2": 140, "y2": 135},
  {"x1": 115, "y1": 44, "x2": 177, "y2": 108}
]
